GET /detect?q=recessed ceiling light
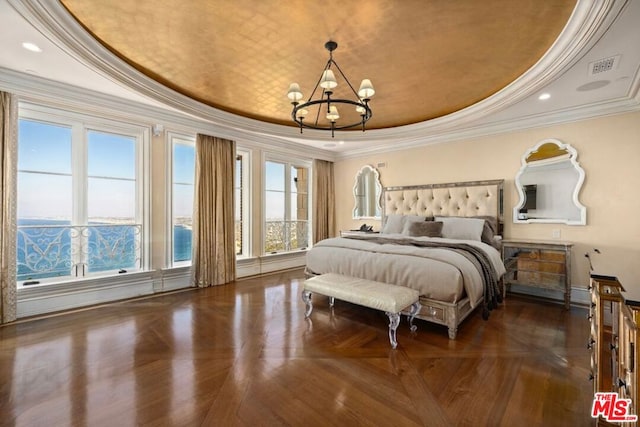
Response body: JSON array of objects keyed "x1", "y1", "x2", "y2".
[
  {"x1": 339, "y1": 140, "x2": 345, "y2": 145},
  {"x1": 538, "y1": 93, "x2": 551, "y2": 101},
  {"x1": 22, "y1": 42, "x2": 42, "y2": 52}
]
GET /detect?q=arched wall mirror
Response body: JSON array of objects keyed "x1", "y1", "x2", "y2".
[
  {"x1": 514, "y1": 138, "x2": 586, "y2": 225},
  {"x1": 353, "y1": 165, "x2": 382, "y2": 219}
]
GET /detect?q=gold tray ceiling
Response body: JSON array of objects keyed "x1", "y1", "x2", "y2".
[{"x1": 61, "y1": 0, "x2": 576, "y2": 130}]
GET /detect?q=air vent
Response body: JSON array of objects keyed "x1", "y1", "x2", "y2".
[{"x1": 588, "y1": 55, "x2": 620, "y2": 76}]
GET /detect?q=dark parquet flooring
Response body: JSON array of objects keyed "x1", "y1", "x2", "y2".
[{"x1": 0, "y1": 269, "x2": 592, "y2": 426}]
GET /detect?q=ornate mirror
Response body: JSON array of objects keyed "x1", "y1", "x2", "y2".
[
  {"x1": 352, "y1": 165, "x2": 382, "y2": 219},
  {"x1": 514, "y1": 138, "x2": 586, "y2": 225}
]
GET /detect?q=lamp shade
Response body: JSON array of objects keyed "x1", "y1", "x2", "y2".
[
  {"x1": 358, "y1": 79, "x2": 375, "y2": 99},
  {"x1": 326, "y1": 105, "x2": 340, "y2": 121},
  {"x1": 320, "y1": 70, "x2": 338, "y2": 89},
  {"x1": 355, "y1": 102, "x2": 366, "y2": 114},
  {"x1": 296, "y1": 107, "x2": 308, "y2": 119},
  {"x1": 287, "y1": 83, "x2": 303, "y2": 102}
]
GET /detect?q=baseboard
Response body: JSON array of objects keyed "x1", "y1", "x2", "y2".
[
  {"x1": 508, "y1": 284, "x2": 590, "y2": 307},
  {"x1": 17, "y1": 272, "x2": 156, "y2": 318},
  {"x1": 16, "y1": 254, "x2": 308, "y2": 318}
]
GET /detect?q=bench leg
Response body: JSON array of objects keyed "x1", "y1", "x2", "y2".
[
  {"x1": 301, "y1": 290, "x2": 313, "y2": 318},
  {"x1": 407, "y1": 301, "x2": 420, "y2": 332},
  {"x1": 386, "y1": 312, "x2": 401, "y2": 349}
]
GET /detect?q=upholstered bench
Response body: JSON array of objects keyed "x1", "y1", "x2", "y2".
[{"x1": 302, "y1": 273, "x2": 421, "y2": 349}]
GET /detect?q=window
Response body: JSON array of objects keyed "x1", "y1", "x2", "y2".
[
  {"x1": 264, "y1": 159, "x2": 310, "y2": 254},
  {"x1": 235, "y1": 150, "x2": 250, "y2": 258},
  {"x1": 16, "y1": 110, "x2": 147, "y2": 284},
  {"x1": 171, "y1": 135, "x2": 195, "y2": 265},
  {"x1": 169, "y1": 137, "x2": 250, "y2": 265}
]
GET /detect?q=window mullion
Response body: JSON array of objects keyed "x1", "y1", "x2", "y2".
[
  {"x1": 72, "y1": 124, "x2": 87, "y2": 276},
  {"x1": 284, "y1": 165, "x2": 291, "y2": 252}
]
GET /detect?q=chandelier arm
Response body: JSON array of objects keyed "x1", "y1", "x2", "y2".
[{"x1": 330, "y1": 60, "x2": 361, "y2": 99}]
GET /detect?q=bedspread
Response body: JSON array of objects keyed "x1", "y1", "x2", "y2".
[{"x1": 305, "y1": 234, "x2": 505, "y2": 308}]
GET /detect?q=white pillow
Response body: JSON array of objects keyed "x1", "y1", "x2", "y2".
[
  {"x1": 382, "y1": 214, "x2": 424, "y2": 234},
  {"x1": 381, "y1": 214, "x2": 405, "y2": 234},
  {"x1": 435, "y1": 216, "x2": 485, "y2": 241}
]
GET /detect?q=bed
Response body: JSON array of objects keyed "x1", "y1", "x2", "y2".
[{"x1": 305, "y1": 179, "x2": 506, "y2": 339}]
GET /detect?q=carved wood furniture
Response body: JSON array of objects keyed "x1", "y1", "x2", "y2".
[{"x1": 590, "y1": 274, "x2": 640, "y2": 426}]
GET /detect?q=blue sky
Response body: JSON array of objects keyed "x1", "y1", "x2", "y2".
[{"x1": 18, "y1": 119, "x2": 136, "y2": 219}]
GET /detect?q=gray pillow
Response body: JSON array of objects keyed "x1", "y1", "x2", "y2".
[
  {"x1": 406, "y1": 221, "x2": 443, "y2": 237},
  {"x1": 401, "y1": 215, "x2": 427, "y2": 235}
]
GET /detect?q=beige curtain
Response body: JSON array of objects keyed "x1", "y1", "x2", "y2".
[
  {"x1": 312, "y1": 159, "x2": 336, "y2": 243},
  {"x1": 191, "y1": 134, "x2": 236, "y2": 287},
  {"x1": 1, "y1": 92, "x2": 18, "y2": 323}
]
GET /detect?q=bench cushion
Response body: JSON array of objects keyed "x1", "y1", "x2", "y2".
[{"x1": 303, "y1": 273, "x2": 419, "y2": 313}]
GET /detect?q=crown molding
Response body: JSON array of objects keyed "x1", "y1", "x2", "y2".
[{"x1": 0, "y1": 66, "x2": 337, "y2": 162}]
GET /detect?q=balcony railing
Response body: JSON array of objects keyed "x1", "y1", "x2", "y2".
[
  {"x1": 265, "y1": 220, "x2": 308, "y2": 253},
  {"x1": 17, "y1": 223, "x2": 142, "y2": 282}
]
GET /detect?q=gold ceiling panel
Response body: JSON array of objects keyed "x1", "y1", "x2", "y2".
[{"x1": 61, "y1": 0, "x2": 576, "y2": 130}]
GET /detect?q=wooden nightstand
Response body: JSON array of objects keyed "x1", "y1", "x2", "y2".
[{"x1": 502, "y1": 239, "x2": 573, "y2": 309}]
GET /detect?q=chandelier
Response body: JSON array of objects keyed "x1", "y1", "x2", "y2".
[{"x1": 287, "y1": 41, "x2": 375, "y2": 137}]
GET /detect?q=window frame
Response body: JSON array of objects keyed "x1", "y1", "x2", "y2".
[
  {"x1": 166, "y1": 134, "x2": 251, "y2": 267},
  {"x1": 167, "y1": 132, "x2": 196, "y2": 267},
  {"x1": 17, "y1": 103, "x2": 150, "y2": 286},
  {"x1": 262, "y1": 153, "x2": 312, "y2": 255},
  {"x1": 236, "y1": 147, "x2": 251, "y2": 259}
]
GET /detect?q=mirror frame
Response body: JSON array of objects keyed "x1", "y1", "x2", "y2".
[
  {"x1": 513, "y1": 138, "x2": 587, "y2": 225},
  {"x1": 352, "y1": 165, "x2": 382, "y2": 220}
]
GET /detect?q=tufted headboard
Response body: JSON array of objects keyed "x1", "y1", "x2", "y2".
[{"x1": 382, "y1": 179, "x2": 504, "y2": 230}]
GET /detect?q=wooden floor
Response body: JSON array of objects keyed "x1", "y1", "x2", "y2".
[{"x1": 0, "y1": 269, "x2": 593, "y2": 426}]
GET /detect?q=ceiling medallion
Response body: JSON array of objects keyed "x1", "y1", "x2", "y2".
[{"x1": 287, "y1": 41, "x2": 375, "y2": 137}]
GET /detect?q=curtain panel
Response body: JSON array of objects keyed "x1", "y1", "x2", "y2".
[
  {"x1": 0, "y1": 92, "x2": 18, "y2": 323},
  {"x1": 312, "y1": 159, "x2": 336, "y2": 243},
  {"x1": 191, "y1": 134, "x2": 236, "y2": 287}
]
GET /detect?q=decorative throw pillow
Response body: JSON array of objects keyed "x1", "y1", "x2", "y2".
[
  {"x1": 435, "y1": 216, "x2": 485, "y2": 241},
  {"x1": 406, "y1": 221, "x2": 443, "y2": 237},
  {"x1": 400, "y1": 215, "x2": 427, "y2": 235}
]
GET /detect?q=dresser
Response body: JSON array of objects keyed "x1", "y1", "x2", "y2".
[
  {"x1": 501, "y1": 239, "x2": 573, "y2": 309},
  {"x1": 589, "y1": 274, "x2": 640, "y2": 425}
]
